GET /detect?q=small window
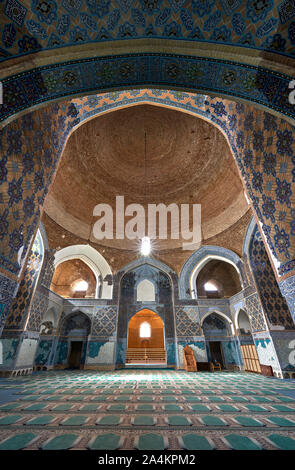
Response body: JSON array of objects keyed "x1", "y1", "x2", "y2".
[
  {"x1": 204, "y1": 281, "x2": 218, "y2": 292},
  {"x1": 137, "y1": 279, "x2": 155, "y2": 301},
  {"x1": 140, "y1": 322, "x2": 151, "y2": 338},
  {"x1": 73, "y1": 280, "x2": 88, "y2": 291}
]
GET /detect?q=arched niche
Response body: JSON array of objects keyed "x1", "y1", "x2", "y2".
[
  {"x1": 201, "y1": 311, "x2": 238, "y2": 370},
  {"x1": 60, "y1": 311, "x2": 91, "y2": 338},
  {"x1": 202, "y1": 312, "x2": 233, "y2": 337},
  {"x1": 40, "y1": 307, "x2": 58, "y2": 335},
  {"x1": 116, "y1": 260, "x2": 176, "y2": 368},
  {"x1": 196, "y1": 259, "x2": 242, "y2": 299},
  {"x1": 136, "y1": 279, "x2": 156, "y2": 302},
  {"x1": 58, "y1": 311, "x2": 91, "y2": 369},
  {"x1": 51, "y1": 258, "x2": 97, "y2": 299},
  {"x1": 127, "y1": 310, "x2": 164, "y2": 350},
  {"x1": 236, "y1": 309, "x2": 252, "y2": 335},
  {"x1": 54, "y1": 245, "x2": 112, "y2": 299},
  {"x1": 179, "y1": 246, "x2": 244, "y2": 300}
]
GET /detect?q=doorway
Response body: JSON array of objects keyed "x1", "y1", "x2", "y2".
[
  {"x1": 68, "y1": 341, "x2": 83, "y2": 369},
  {"x1": 126, "y1": 309, "x2": 166, "y2": 364},
  {"x1": 209, "y1": 341, "x2": 224, "y2": 368}
]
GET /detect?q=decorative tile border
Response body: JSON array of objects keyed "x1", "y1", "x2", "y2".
[{"x1": 1, "y1": 53, "x2": 295, "y2": 124}]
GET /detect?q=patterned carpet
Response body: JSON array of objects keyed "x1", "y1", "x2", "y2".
[{"x1": 0, "y1": 370, "x2": 295, "y2": 450}]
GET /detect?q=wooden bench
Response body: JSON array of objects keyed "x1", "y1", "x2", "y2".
[{"x1": 210, "y1": 361, "x2": 222, "y2": 372}]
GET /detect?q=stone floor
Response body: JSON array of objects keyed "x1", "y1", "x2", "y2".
[{"x1": 0, "y1": 369, "x2": 295, "y2": 450}]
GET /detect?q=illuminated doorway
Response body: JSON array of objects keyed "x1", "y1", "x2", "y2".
[{"x1": 126, "y1": 309, "x2": 166, "y2": 364}]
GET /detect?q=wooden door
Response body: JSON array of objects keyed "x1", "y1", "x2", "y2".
[
  {"x1": 68, "y1": 341, "x2": 83, "y2": 369},
  {"x1": 240, "y1": 344, "x2": 261, "y2": 373}
]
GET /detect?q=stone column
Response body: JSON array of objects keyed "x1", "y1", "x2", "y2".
[
  {"x1": 0, "y1": 273, "x2": 18, "y2": 336},
  {"x1": 0, "y1": 248, "x2": 56, "y2": 376}
]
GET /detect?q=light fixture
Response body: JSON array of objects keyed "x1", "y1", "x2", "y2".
[
  {"x1": 139, "y1": 131, "x2": 152, "y2": 257},
  {"x1": 140, "y1": 236, "x2": 151, "y2": 256}
]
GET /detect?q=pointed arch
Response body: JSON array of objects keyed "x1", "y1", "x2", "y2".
[
  {"x1": 137, "y1": 279, "x2": 156, "y2": 302},
  {"x1": 201, "y1": 310, "x2": 235, "y2": 336},
  {"x1": 119, "y1": 256, "x2": 177, "y2": 284},
  {"x1": 54, "y1": 245, "x2": 112, "y2": 299},
  {"x1": 60, "y1": 310, "x2": 91, "y2": 337},
  {"x1": 235, "y1": 308, "x2": 252, "y2": 334},
  {"x1": 179, "y1": 246, "x2": 245, "y2": 299}
]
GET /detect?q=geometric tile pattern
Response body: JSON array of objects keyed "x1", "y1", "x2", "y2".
[
  {"x1": 209, "y1": 98, "x2": 295, "y2": 275},
  {"x1": 39, "y1": 249, "x2": 56, "y2": 289},
  {"x1": 242, "y1": 254, "x2": 255, "y2": 289},
  {"x1": 26, "y1": 291, "x2": 49, "y2": 333},
  {"x1": 175, "y1": 306, "x2": 201, "y2": 337},
  {"x1": 0, "y1": 101, "x2": 78, "y2": 277},
  {"x1": 92, "y1": 306, "x2": 117, "y2": 337},
  {"x1": 3, "y1": 230, "x2": 44, "y2": 330},
  {"x1": 0, "y1": 273, "x2": 18, "y2": 334},
  {"x1": 279, "y1": 274, "x2": 295, "y2": 323},
  {"x1": 249, "y1": 226, "x2": 294, "y2": 329},
  {"x1": 202, "y1": 313, "x2": 229, "y2": 336},
  {"x1": 1, "y1": 54, "x2": 295, "y2": 126},
  {"x1": 244, "y1": 294, "x2": 268, "y2": 333},
  {"x1": 0, "y1": 0, "x2": 293, "y2": 64}
]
